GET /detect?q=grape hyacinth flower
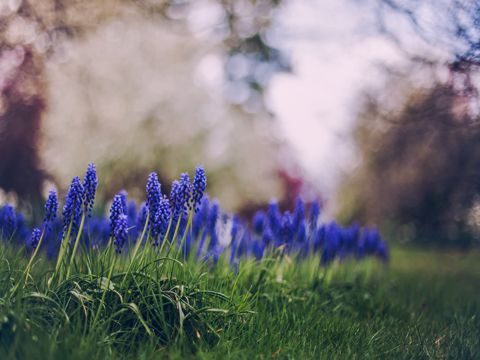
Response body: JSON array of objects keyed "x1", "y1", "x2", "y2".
[
  {"x1": 177, "y1": 173, "x2": 192, "y2": 216},
  {"x1": 313, "y1": 225, "x2": 326, "y2": 253},
  {"x1": 297, "y1": 220, "x2": 307, "y2": 244},
  {"x1": 292, "y1": 197, "x2": 305, "y2": 234},
  {"x1": 230, "y1": 214, "x2": 240, "y2": 245},
  {"x1": 262, "y1": 226, "x2": 274, "y2": 247},
  {"x1": 252, "y1": 211, "x2": 266, "y2": 235},
  {"x1": 170, "y1": 175, "x2": 191, "y2": 222},
  {"x1": 192, "y1": 166, "x2": 207, "y2": 212},
  {"x1": 267, "y1": 200, "x2": 281, "y2": 236},
  {"x1": 193, "y1": 197, "x2": 210, "y2": 239},
  {"x1": 279, "y1": 211, "x2": 293, "y2": 248},
  {"x1": 30, "y1": 227, "x2": 41, "y2": 249},
  {"x1": 119, "y1": 190, "x2": 128, "y2": 214},
  {"x1": 169, "y1": 180, "x2": 180, "y2": 218},
  {"x1": 309, "y1": 200, "x2": 320, "y2": 228},
  {"x1": 44, "y1": 190, "x2": 58, "y2": 225},
  {"x1": 127, "y1": 200, "x2": 136, "y2": 223},
  {"x1": 15, "y1": 213, "x2": 29, "y2": 244},
  {"x1": 152, "y1": 196, "x2": 171, "y2": 245},
  {"x1": 82, "y1": 163, "x2": 98, "y2": 216},
  {"x1": 2, "y1": 204, "x2": 16, "y2": 238},
  {"x1": 251, "y1": 240, "x2": 265, "y2": 260},
  {"x1": 377, "y1": 240, "x2": 389, "y2": 262},
  {"x1": 0, "y1": 164, "x2": 391, "y2": 269},
  {"x1": 62, "y1": 177, "x2": 84, "y2": 238},
  {"x1": 109, "y1": 194, "x2": 125, "y2": 237},
  {"x1": 206, "y1": 200, "x2": 219, "y2": 251},
  {"x1": 228, "y1": 216, "x2": 242, "y2": 263},
  {"x1": 236, "y1": 231, "x2": 250, "y2": 258},
  {"x1": 146, "y1": 172, "x2": 162, "y2": 217},
  {"x1": 136, "y1": 202, "x2": 148, "y2": 233},
  {"x1": 321, "y1": 223, "x2": 341, "y2": 265},
  {"x1": 113, "y1": 214, "x2": 128, "y2": 254}
]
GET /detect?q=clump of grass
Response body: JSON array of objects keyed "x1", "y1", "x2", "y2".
[
  {"x1": 0, "y1": 163, "x2": 393, "y2": 358},
  {"x1": 0, "y1": 242, "x2": 250, "y2": 358}
]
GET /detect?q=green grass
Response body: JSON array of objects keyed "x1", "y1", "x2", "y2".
[{"x1": 0, "y1": 245, "x2": 479, "y2": 359}]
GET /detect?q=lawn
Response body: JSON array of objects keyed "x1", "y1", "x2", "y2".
[{"x1": 1, "y1": 246, "x2": 478, "y2": 360}]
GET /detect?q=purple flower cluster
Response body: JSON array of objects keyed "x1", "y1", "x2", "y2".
[
  {"x1": 83, "y1": 163, "x2": 98, "y2": 217},
  {"x1": 238, "y1": 199, "x2": 389, "y2": 265},
  {"x1": 170, "y1": 174, "x2": 191, "y2": 222},
  {"x1": 146, "y1": 172, "x2": 162, "y2": 218},
  {"x1": 44, "y1": 190, "x2": 58, "y2": 224},
  {"x1": 30, "y1": 227, "x2": 41, "y2": 249},
  {"x1": 113, "y1": 214, "x2": 128, "y2": 254},
  {"x1": 1, "y1": 163, "x2": 389, "y2": 268},
  {"x1": 62, "y1": 176, "x2": 84, "y2": 238},
  {"x1": 1, "y1": 204, "x2": 17, "y2": 239},
  {"x1": 192, "y1": 166, "x2": 207, "y2": 212},
  {"x1": 152, "y1": 197, "x2": 170, "y2": 246},
  {"x1": 0, "y1": 204, "x2": 29, "y2": 246}
]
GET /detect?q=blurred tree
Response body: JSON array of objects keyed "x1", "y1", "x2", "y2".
[
  {"x1": 376, "y1": 0, "x2": 479, "y2": 65},
  {"x1": 0, "y1": 0, "x2": 289, "y2": 202},
  {"x1": 338, "y1": 78, "x2": 480, "y2": 246},
  {"x1": 0, "y1": 46, "x2": 45, "y2": 203},
  {"x1": 374, "y1": 0, "x2": 480, "y2": 96}
]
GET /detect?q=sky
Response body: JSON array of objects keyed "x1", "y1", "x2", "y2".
[{"x1": 266, "y1": 0, "x2": 406, "y2": 198}]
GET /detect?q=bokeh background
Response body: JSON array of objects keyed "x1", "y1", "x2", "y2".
[{"x1": 1, "y1": 0, "x2": 479, "y2": 247}]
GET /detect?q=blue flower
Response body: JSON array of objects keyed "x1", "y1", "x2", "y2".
[
  {"x1": 30, "y1": 227, "x2": 41, "y2": 249},
  {"x1": 169, "y1": 180, "x2": 181, "y2": 221},
  {"x1": 309, "y1": 200, "x2": 320, "y2": 228},
  {"x1": 292, "y1": 197, "x2": 305, "y2": 233},
  {"x1": 363, "y1": 228, "x2": 380, "y2": 254},
  {"x1": 343, "y1": 223, "x2": 360, "y2": 253},
  {"x1": 206, "y1": 200, "x2": 219, "y2": 250},
  {"x1": 193, "y1": 197, "x2": 210, "y2": 239},
  {"x1": 44, "y1": 190, "x2": 58, "y2": 224},
  {"x1": 113, "y1": 214, "x2": 128, "y2": 254},
  {"x1": 192, "y1": 166, "x2": 207, "y2": 212},
  {"x1": 377, "y1": 240, "x2": 389, "y2": 262},
  {"x1": 262, "y1": 226, "x2": 273, "y2": 246},
  {"x1": 109, "y1": 194, "x2": 125, "y2": 237},
  {"x1": 267, "y1": 200, "x2": 281, "y2": 236},
  {"x1": 152, "y1": 196, "x2": 171, "y2": 245},
  {"x1": 136, "y1": 202, "x2": 148, "y2": 233},
  {"x1": 82, "y1": 163, "x2": 98, "y2": 216},
  {"x1": 62, "y1": 177, "x2": 84, "y2": 238},
  {"x1": 313, "y1": 225, "x2": 326, "y2": 253},
  {"x1": 170, "y1": 173, "x2": 191, "y2": 221},
  {"x1": 228, "y1": 215, "x2": 241, "y2": 264},
  {"x1": 230, "y1": 214, "x2": 240, "y2": 243},
  {"x1": 236, "y1": 231, "x2": 250, "y2": 258},
  {"x1": 146, "y1": 172, "x2": 162, "y2": 218},
  {"x1": 15, "y1": 213, "x2": 29, "y2": 243},
  {"x1": 296, "y1": 220, "x2": 307, "y2": 244},
  {"x1": 119, "y1": 190, "x2": 128, "y2": 214},
  {"x1": 178, "y1": 173, "x2": 192, "y2": 215},
  {"x1": 252, "y1": 210, "x2": 266, "y2": 234},
  {"x1": 279, "y1": 211, "x2": 293, "y2": 247},
  {"x1": 2, "y1": 204, "x2": 17, "y2": 238},
  {"x1": 251, "y1": 240, "x2": 265, "y2": 260},
  {"x1": 321, "y1": 223, "x2": 341, "y2": 265}
]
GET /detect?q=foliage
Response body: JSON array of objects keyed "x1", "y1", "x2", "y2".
[
  {"x1": 0, "y1": 246, "x2": 479, "y2": 359},
  {"x1": 338, "y1": 80, "x2": 480, "y2": 246}
]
